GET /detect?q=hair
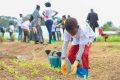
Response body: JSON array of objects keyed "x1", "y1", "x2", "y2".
[
  {"x1": 91, "y1": 9, "x2": 94, "y2": 12},
  {"x1": 36, "y1": 5, "x2": 40, "y2": 10},
  {"x1": 45, "y1": 2, "x2": 51, "y2": 7},
  {"x1": 62, "y1": 15, "x2": 66, "y2": 18},
  {"x1": 65, "y1": 17, "x2": 78, "y2": 31},
  {"x1": 19, "y1": 14, "x2": 23, "y2": 17},
  {"x1": 29, "y1": 15, "x2": 34, "y2": 22}
]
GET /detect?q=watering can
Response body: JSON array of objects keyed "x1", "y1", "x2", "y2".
[
  {"x1": 45, "y1": 50, "x2": 61, "y2": 68},
  {"x1": 45, "y1": 50, "x2": 71, "y2": 73}
]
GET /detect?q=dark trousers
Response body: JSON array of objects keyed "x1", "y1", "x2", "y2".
[
  {"x1": 56, "y1": 31, "x2": 61, "y2": 41},
  {"x1": 45, "y1": 20, "x2": 53, "y2": 43},
  {"x1": 52, "y1": 32, "x2": 56, "y2": 41},
  {"x1": 24, "y1": 31, "x2": 30, "y2": 43},
  {"x1": 9, "y1": 32, "x2": 13, "y2": 39}
]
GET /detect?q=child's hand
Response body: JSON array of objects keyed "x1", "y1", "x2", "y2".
[
  {"x1": 61, "y1": 59, "x2": 67, "y2": 74},
  {"x1": 69, "y1": 60, "x2": 79, "y2": 75}
]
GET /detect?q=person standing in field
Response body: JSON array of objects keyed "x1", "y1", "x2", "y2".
[
  {"x1": 32, "y1": 5, "x2": 44, "y2": 44},
  {"x1": 61, "y1": 15, "x2": 67, "y2": 33},
  {"x1": 9, "y1": 22, "x2": 15, "y2": 39},
  {"x1": 87, "y1": 9, "x2": 99, "y2": 32},
  {"x1": 17, "y1": 14, "x2": 23, "y2": 41},
  {"x1": 42, "y1": 2, "x2": 58, "y2": 44},
  {"x1": 22, "y1": 15, "x2": 33, "y2": 43}
]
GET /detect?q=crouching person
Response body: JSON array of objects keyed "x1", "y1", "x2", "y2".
[
  {"x1": 61, "y1": 18, "x2": 95, "y2": 79},
  {"x1": 22, "y1": 15, "x2": 33, "y2": 43}
]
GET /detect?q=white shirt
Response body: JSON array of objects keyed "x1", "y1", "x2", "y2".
[
  {"x1": 61, "y1": 26, "x2": 96, "y2": 60},
  {"x1": 52, "y1": 19, "x2": 58, "y2": 32},
  {"x1": 9, "y1": 25, "x2": 14, "y2": 32},
  {"x1": 64, "y1": 26, "x2": 95, "y2": 45},
  {"x1": 44, "y1": 7, "x2": 53, "y2": 21},
  {"x1": 22, "y1": 21, "x2": 31, "y2": 31},
  {"x1": 17, "y1": 17, "x2": 23, "y2": 27}
]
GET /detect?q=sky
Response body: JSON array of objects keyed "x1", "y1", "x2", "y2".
[{"x1": 0, "y1": 0, "x2": 120, "y2": 27}]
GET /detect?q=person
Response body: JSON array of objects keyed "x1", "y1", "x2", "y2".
[
  {"x1": 32, "y1": 5, "x2": 44, "y2": 44},
  {"x1": 87, "y1": 9, "x2": 99, "y2": 32},
  {"x1": 55, "y1": 19, "x2": 61, "y2": 41},
  {"x1": 17, "y1": 14, "x2": 23, "y2": 41},
  {"x1": 61, "y1": 18, "x2": 95, "y2": 79},
  {"x1": 42, "y1": 2, "x2": 58, "y2": 44},
  {"x1": 61, "y1": 15, "x2": 67, "y2": 33},
  {"x1": 9, "y1": 22, "x2": 15, "y2": 39},
  {"x1": 67, "y1": 15, "x2": 71, "y2": 19},
  {"x1": 22, "y1": 15, "x2": 33, "y2": 43},
  {"x1": 52, "y1": 18, "x2": 57, "y2": 41},
  {"x1": 0, "y1": 24, "x2": 5, "y2": 37}
]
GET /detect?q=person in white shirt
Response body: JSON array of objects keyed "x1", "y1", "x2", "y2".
[
  {"x1": 9, "y1": 22, "x2": 15, "y2": 39},
  {"x1": 42, "y1": 2, "x2": 58, "y2": 44},
  {"x1": 61, "y1": 18, "x2": 95, "y2": 79},
  {"x1": 22, "y1": 15, "x2": 33, "y2": 43},
  {"x1": 52, "y1": 18, "x2": 57, "y2": 41},
  {"x1": 17, "y1": 14, "x2": 23, "y2": 41},
  {"x1": 55, "y1": 19, "x2": 61, "y2": 41}
]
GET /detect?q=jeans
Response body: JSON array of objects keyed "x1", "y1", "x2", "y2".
[
  {"x1": 18, "y1": 26, "x2": 22, "y2": 41},
  {"x1": 10, "y1": 32, "x2": 13, "y2": 39},
  {"x1": 45, "y1": 20, "x2": 53, "y2": 43}
]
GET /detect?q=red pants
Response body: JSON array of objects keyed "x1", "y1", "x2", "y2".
[{"x1": 68, "y1": 44, "x2": 91, "y2": 69}]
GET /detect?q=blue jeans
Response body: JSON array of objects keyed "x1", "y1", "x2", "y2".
[
  {"x1": 45, "y1": 20, "x2": 53, "y2": 43},
  {"x1": 18, "y1": 26, "x2": 22, "y2": 41}
]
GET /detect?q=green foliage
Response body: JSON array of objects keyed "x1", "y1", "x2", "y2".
[
  {"x1": 42, "y1": 76, "x2": 54, "y2": 80},
  {"x1": 0, "y1": 61, "x2": 28, "y2": 80},
  {"x1": 102, "y1": 21, "x2": 113, "y2": 31}
]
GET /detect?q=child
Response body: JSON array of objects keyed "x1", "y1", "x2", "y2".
[
  {"x1": 22, "y1": 15, "x2": 33, "y2": 43},
  {"x1": 61, "y1": 18, "x2": 95, "y2": 79},
  {"x1": 55, "y1": 19, "x2": 61, "y2": 41},
  {"x1": 9, "y1": 22, "x2": 15, "y2": 39},
  {"x1": 52, "y1": 18, "x2": 57, "y2": 41}
]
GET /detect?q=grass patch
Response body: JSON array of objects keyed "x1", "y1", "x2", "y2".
[{"x1": 96, "y1": 35, "x2": 120, "y2": 42}]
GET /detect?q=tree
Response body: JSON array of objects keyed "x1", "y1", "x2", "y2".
[{"x1": 102, "y1": 21, "x2": 113, "y2": 31}]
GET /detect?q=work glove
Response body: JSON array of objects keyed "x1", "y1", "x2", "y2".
[
  {"x1": 69, "y1": 60, "x2": 79, "y2": 75},
  {"x1": 61, "y1": 59, "x2": 67, "y2": 74}
]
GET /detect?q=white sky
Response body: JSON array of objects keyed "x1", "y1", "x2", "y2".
[{"x1": 0, "y1": 0, "x2": 120, "y2": 27}]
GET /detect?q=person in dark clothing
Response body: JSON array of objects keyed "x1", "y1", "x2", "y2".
[
  {"x1": 87, "y1": 9, "x2": 99, "y2": 32},
  {"x1": 61, "y1": 15, "x2": 67, "y2": 33}
]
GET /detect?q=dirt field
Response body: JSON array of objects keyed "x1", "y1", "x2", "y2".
[{"x1": 0, "y1": 41, "x2": 120, "y2": 80}]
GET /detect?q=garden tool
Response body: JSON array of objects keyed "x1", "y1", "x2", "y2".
[
  {"x1": 76, "y1": 66, "x2": 89, "y2": 79},
  {"x1": 45, "y1": 50, "x2": 61, "y2": 68}
]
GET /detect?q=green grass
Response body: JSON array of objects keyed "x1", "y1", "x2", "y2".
[{"x1": 96, "y1": 35, "x2": 120, "y2": 42}]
